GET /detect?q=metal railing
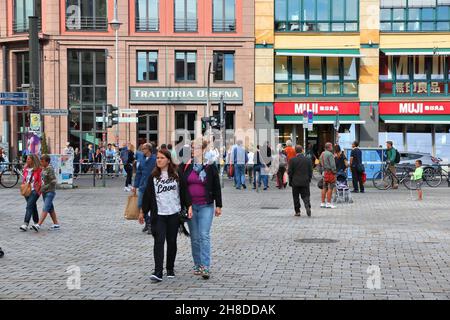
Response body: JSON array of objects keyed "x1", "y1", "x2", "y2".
[
  {"x1": 213, "y1": 19, "x2": 236, "y2": 32},
  {"x1": 65, "y1": 16, "x2": 108, "y2": 31},
  {"x1": 174, "y1": 19, "x2": 198, "y2": 32},
  {"x1": 13, "y1": 19, "x2": 42, "y2": 33},
  {"x1": 135, "y1": 18, "x2": 159, "y2": 31}
]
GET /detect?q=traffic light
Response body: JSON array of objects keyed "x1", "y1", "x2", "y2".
[
  {"x1": 201, "y1": 116, "x2": 220, "y2": 130},
  {"x1": 201, "y1": 117, "x2": 209, "y2": 130},
  {"x1": 219, "y1": 98, "x2": 226, "y2": 128},
  {"x1": 107, "y1": 104, "x2": 119, "y2": 128}
]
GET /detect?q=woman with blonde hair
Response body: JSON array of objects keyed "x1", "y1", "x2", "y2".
[{"x1": 20, "y1": 154, "x2": 42, "y2": 231}]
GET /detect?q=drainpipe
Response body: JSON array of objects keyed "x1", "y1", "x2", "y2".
[{"x1": 2, "y1": 45, "x2": 10, "y2": 157}]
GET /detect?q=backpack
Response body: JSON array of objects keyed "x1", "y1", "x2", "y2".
[{"x1": 394, "y1": 148, "x2": 401, "y2": 164}]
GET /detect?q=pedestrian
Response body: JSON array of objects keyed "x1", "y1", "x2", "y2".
[
  {"x1": 124, "y1": 143, "x2": 135, "y2": 191},
  {"x1": 160, "y1": 144, "x2": 168, "y2": 152},
  {"x1": 31, "y1": 155, "x2": 60, "y2": 232},
  {"x1": 411, "y1": 159, "x2": 424, "y2": 201},
  {"x1": 94, "y1": 148, "x2": 103, "y2": 179},
  {"x1": 284, "y1": 140, "x2": 296, "y2": 163},
  {"x1": 120, "y1": 142, "x2": 129, "y2": 176},
  {"x1": 276, "y1": 148, "x2": 288, "y2": 189},
  {"x1": 232, "y1": 140, "x2": 248, "y2": 190},
  {"x1": 180, "y1": 139, "x2": 222, "y2": 280},
  {"x1": 73, "y1": 147, "x2": 80, "y2": 178},
  {"x1": 334, "y1": 145, "x2": 348, "y2": 173},
  {"x1": 246, "y1": 146, "x2": 254, "y2": 186},
  {"x1": 133, "y1": 143, "x2": 157, "y2": 234},
  {"x1": 140, "y1": 149, "x2": 192, "y2": 283},
  {"x1": 106, "y1": 143, "x2": 115, "y2": 176},
  {"x1": 319, "y1": 142, "x2": 337, "y2": 209},
  {"x1": 168, "y1": 144, "x2": 178, "y2": 165},
  {"x1": 260, "y1": 142, "x2": 272, "y2": 190},
  {"x1": 349, "y1": 141, "x2": 364, "y2": 193},
  {"x1": 19, "y1": 155, "x2": 42, "y2": 231},
  {"x1": 386, "y1": 140, "x2": 400, "y2": 189},
  {"x1": 305, "y1": 143, "x2": 317, "y2": 166},
  {"x1": 63, "y1": 142, "x2": 74, "y2": 158},
  {"x1": 288, "y1": 145, "x2": 313, "y2": 217},
  {"x1": 87, "y1": 144, "x2": 95, "y2": 173}
]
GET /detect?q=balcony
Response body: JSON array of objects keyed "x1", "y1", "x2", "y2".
[
  {"x1": 65, "y1": 16, "x2": 108, "y2": 31},
  {"x1": 13, "y1": 18, "x2": 42, "y2": 33},
  {"x1": 213, "y1": 19, "x2": 236, "y2": 32},
  {"x1": 135, "y1": 18, "x2": 159, "y2": 32},
  {"x1": 174, "y1": 19, "x2": 198, "y2": 32}
]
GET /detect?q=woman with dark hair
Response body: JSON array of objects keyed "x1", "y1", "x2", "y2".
[
  {"x1": 334, "y1": 145, "x2": 348, "y2": 173},
  {"x1": 20, "y1": 155, "x2": 42, "y2": 231},
  {"x1": 140, "y1": 150, "x2": 192, "y2": 283}
]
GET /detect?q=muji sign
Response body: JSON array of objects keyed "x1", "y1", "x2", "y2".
[
  {"x1": 274, "y1": 102, "x2": 360, "y2": 115},
  {"x1": 379, "y1": 102, "x2": 450, "y2": 115}
]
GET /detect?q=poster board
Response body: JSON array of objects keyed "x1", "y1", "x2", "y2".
[
  {"x1": 346, "y1": 148, "x2": 386, "y2": 180},
  {"x1": 49, "y1": 154, "x2": 74, "y2": 185}
]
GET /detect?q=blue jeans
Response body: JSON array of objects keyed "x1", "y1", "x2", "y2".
[
  {"x1": 24, "y1": 190, "x2": 40, "y2": 224},
  {"x1": 42, "y1": 191, "x2": 56, "y2": 213},
  {"x1": 188, "y1": 204, "x2": 214, "y2": 269},
  {"x1": 234, "y1": 164, "x2": 246, "y2": 189},
  {"x1": 253, "y1": 165, "x2": 268, "y2": 188}
]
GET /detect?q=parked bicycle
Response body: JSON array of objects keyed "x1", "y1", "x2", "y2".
[
  {"x1": 0, "y1": 162, "x2": 23, "y2": 188},
  {"x1": 373, "y1": 163, "x2": 417, "y2": 190},
  {"x1": 422, "y1": 164, "x2": 449, "y2": 187}
]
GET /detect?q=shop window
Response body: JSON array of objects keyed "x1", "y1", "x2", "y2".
[
  {"x1": 435, "y1": 124, "x2": 450, "y2": 162},
  {"x1": 406, "y1": 124, "x2": 433, "y2": 154},
  {"x1": 378, "y1": 123, "x2": 405, "y2": 151}
]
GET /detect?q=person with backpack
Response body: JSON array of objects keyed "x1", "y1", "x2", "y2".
[
  {"x1": 386, "y1": 141, "x2": 400, "y2": 189},
  {"x1": 350, "y1": 141, "x2": 365, "y2": 193}
]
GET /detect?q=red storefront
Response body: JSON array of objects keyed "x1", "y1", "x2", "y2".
[
  {"x1": 378, "y1": 101, "x2": 450, "y2": 161},
  {"x1": 274, "y1": 101, "x2": 365, "y2": 151}
]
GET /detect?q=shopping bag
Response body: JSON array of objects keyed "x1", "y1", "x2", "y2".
[
  {"x1": 228, "y1": 164, "x2": 234, "y2": 177},
  {"x1": 362, "y1": 172, "x2": 367, "y2": 184},
  {"x1": 283, "y1": 171, "x2": 288, "y2": 186},
  {"x1": 124, "y1": 194, "x2": 140, "y2": 220}
]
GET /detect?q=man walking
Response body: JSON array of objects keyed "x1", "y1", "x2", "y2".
[
  {"x1": 232, "y1": 140, "x2": 248, "y2": 190},
  {"x1": 288, "y1": 145, "x2": 313, "y2": 217},
  {"x1": 132, "y1": 143, "x2": 156, "y2": 234},
  {"x1": 386, "y1": 141, "x2": 399, "y2": 189},
  {"x1": 320, "y1": 142, "x2": 337, "y2": 209},
  {"x1": 350, "y1": 141, "x2": 364, "y2": 193}
]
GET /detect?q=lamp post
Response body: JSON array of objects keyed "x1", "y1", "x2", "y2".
[{"x1": 109, "y1": 0, "x2": 122, "y2": 146}]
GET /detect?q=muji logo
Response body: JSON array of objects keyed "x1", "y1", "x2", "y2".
[
  {"x1": 294, "y1": 103, "x2": 319, "y2": 114},
  {"x1": 399, "y1": 103, "x2": 424, "y2": 114}
]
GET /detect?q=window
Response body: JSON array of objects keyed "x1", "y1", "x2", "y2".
[
  {"x1": 274, "y1": 55, "x2": 358, "y2": 96},
  {"x1": 137, "y1": 51, "x2": 158, "y2": 81},
  {"x1": 137, "y1": 112, "x2": 158, "y2": 146},
  {"x1": 380, "y1": 0, "x2": 450, "y2": 32},
  {"x1": 136, "y1": 0, "x2": 159, "y2": 31},
  {"x1": 175, "y1": 51, "x2": 196, "y2": 81},
  {"x1": 378, "y1": 123, "x2": 405, "y2": 152},
  {"x1": 68, "y1": 50, "x2": 107, "y2": 158},
  {"x1": 65, "y1": 0, "x2": 107, "y2": 31},
  {"x1": 406, "y1": 124, "x2": 433, "y2": 154},
  {"x1": 175, "y1": 111, "x2": 196, "y2": 141},
  {"x1": 14, "y1": 0, "x2": 41, "y2": 33},
  {"x1": 213, "y1": 0, "x2": 235, "y2": 32},
  {"x1": 174, "y1": 0, "x2": 197, "y2": 32},
  {"x1": 275, "y1": 0, "x2": 359, "y2": 32},
  {"x1": 16, "y1": 52, "x2": 30, "y2": 88},
  {"x1": 435, "y1": 124, "x2": 450, "y2": 162},
  {"x1": 379, "y1": 54, "x2": 449, "y2": 96},
  {"x1": 214, "y1": 52, "x2": 234, "y2": 82}
]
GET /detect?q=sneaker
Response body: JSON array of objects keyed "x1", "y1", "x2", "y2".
[
  {"x1": 320, "y1": 203, "x2": 326, "y2": 208},
  {"x1": 124, "y1": 187, "x2": 130, "y2": 192},
  {"x1": 31, "y1": 224, "x2": 40, "y2": 232},
  {"x1": 326, "y1": 203, "x2": 337, "y2": 209},
  {"x1": 49, "y1": 224, "x2": 60, "y2": 231},
  {"x1": 201, "y1": 267, "x2": 210, "y2": 280},
  {"x1": 19, "y1": 224, "x2": 28, "y2": 232},
  {"x1": 167, "y1": 270, "x2": 175, "y2": 278},
  {"x1": 142, "y1": 224, "x2": 149, "y2": 233},
  {"x1": 193, "y1": 266, "x2": 202, "y2": 276},
  {"x1": 150, "y1": 272, "x2": 163, "y2": 282}
]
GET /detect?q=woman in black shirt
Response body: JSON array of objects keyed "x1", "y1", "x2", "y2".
[{"x1": 334, "y1": 145, "x2": 348, "y2": 174}]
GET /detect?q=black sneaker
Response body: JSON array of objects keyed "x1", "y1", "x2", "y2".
[
  {"x1": 150, "y1": 272, "x2": 163, "y2": 282},
  {"x1": 142, "y1": 224, "x2": 149, "y2": 233},
  {"x1": 167, "y1": 270, "x2": 175, "y2": 279}
]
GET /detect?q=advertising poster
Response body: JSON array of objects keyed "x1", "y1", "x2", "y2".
[
  {"x1": 23, "y1": 132, "x2": 41, "y2": 156},
  {"x1": 30, "y1": 113, "x2": 41, "y2": 132},
  {"x1": 49, "y1": 154, "x2": 74, "y2": 185},
  {"x1": 346, "y1": 148, "x2": 386, "y2": 180}
]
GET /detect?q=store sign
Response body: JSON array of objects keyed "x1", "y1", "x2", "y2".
[
  {"x1": 274, "y1": 102, "x2": 360, "y2": 115},
  {"x1": 129, "y1": 87, "x2": 243, "y2": 104},
  {"x1": 395, "y1": 82, "x2": 442, "y2": 95},
  {"x1": 379, "y1": 101, "x2": 450, "y2": 115}
]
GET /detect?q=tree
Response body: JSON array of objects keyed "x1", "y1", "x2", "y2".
[{"x1": 41, "y1": 132, "x2": 48, "y2": 154}]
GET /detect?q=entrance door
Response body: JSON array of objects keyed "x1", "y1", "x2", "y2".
[{"x1": 137, "y1": 111, "x2": 158, "y2": 146}]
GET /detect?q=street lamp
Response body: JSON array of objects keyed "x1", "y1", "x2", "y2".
[{"x1": 109, "y1": 0, "x2": 122, "y2": 146}]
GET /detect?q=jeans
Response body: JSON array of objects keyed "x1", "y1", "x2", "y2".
[
  {"x1": 188, "y1": 204, "x2": 214, "y2": 269},
  {"x1": 42, "y1": 191, "x2": 56, "y2": 213},
  {"x1": 246, "y1": 164, "x2": 254, "y2": 184},
  {"x1": 253, "y1": 165, "x2": 268, "y2": 188},
  {"x1": 24, "y1": 190, "x2": 40, "y2": 224},
  {"x1": 153, "y1": 213, "x2": 180, "y2": 274},
  {"x1": 234, "y1": 164, "x2": 246, "y2": 189},
  {"x1": 351, "y1": 167, "x2": 364, "y2": 192},
  {"x1": 292, "y1": 186, "x2": 311, "y2": 213},
  {"x1": 125, "y1": 164, "x2": 133, "y2": 187}
]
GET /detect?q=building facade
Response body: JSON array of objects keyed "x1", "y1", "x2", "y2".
[
  {"x1": 0, "y1": 0, "x2": 255, "y2": 159},
  {"x1": 255, "y1": 0, "x2": 450, "y2": 162}
]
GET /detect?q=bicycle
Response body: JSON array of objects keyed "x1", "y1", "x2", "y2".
[
  {"x1": 372, "y1": 163, "x2": 417, "y2": 190},
  {"x1": 422, "y1": 165, "x2": 449, "y2": 188},
  {"x1": 0, "y1": 162, "x2": 24, "y2": 188}
]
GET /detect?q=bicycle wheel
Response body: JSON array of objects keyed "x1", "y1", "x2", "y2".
[
  {"x1": 402, "y1": 175, "x2": 417, "y2": 190},
  {"x1": 423, "y1": 167, "x2": 442, "y2": 188},
  {"x1": 372, "y1": 170, "x2": 393, "y2": 190},
  {"x1": 0, "y1": 169, "x2": 20, "y2": 188}
]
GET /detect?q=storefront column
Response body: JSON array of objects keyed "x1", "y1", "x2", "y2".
[
  {"x1": 292, "y1": 124, "x2": 296, "y2": 145},
  {"x1": 360, "y1": 102, "x2": 379, "y2": 147}
]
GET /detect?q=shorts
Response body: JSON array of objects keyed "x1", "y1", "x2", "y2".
[
  {"x1": 323, "y1": 178, "x2": 336, "y2": 190},
  {"x1": 43, "y1": 191, "x2": 56, "y2": 213},
  {"x1": 414, "y1": 179, "x2": 423, "y2": 190}
]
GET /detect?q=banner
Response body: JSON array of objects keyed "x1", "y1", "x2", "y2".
[
  {"x1": 379, "y1": 101, "x2": 450, "y2": 115},
  {"x1": 274, "y1": 102, "x2": 360, "y2": 115},
  {"x1": 24, "y1": 132, "x2": 41, "y2": 156}
]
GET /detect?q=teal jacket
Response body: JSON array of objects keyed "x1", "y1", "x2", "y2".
[{"x1": 386, "y1": 148, "x2": 397, "y2": 164}]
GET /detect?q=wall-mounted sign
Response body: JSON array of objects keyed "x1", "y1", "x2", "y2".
[
  {"x1": 274, "y1": 102, "x2": 360, "y2": 115},
  {"x1": 379, "y1": 101, "x2": 450, "y2": 115},
  {"x1": 130, "y1": 87, "x2": 243, "y2": 104},
  {"x1": 41, "y1": 109, "x2": 69, "y2": 116}
]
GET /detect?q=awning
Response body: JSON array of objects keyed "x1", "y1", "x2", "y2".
[
  {"x1": 381, "y1": 48, "x2": 450, "y2": 56},
  {"x1": 380, "y1": 115, "x2": 450, "y2": 124},
  {"x1": 275, "y1": 49, "x2": 363, "y2": 58},
  {"x1": 276, "y1": 115, "x2": 366, "y2": 124}
]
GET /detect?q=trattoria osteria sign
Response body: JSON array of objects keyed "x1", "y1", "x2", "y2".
[
  {"x1": 130, "y1": 87, "x2": 243, "y2": 104},
  {"x1": 379, "y1": 101, "x2": 450, "y2": 115}
]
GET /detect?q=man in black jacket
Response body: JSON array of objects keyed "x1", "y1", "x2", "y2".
[{"x1": 288, "y1": 145, "x2": 313, "y2": 217}]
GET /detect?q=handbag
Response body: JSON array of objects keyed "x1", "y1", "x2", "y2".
[
  {"x1": 20, "y1": 182, "x2": 32, "y2": 197},
  {"x1": 317, "y1": 179, "x2": 324, "y2": 189},
  {"x1": 124, "y1": 194, "x2": 140, "y2": 220},
  {"x1": 179, "y1": 207, "x2": 190, "y2": 223}
]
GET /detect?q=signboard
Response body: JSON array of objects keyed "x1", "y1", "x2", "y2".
[
  {"x1": 41, "y1": 109, "x2": 69, "y2": 116},
  {"x1": 119, "y1": 117, "x2": 138, "y2": 123},
  {"x1": 121, "y1": 109, "x2": 139, "y2": 114},
  {"x1": 346, "y1": 148, "x2": 386, "y2": 180},
  {"x1": 49, "y1": 154, "x2": 74, "y2": 185},
  {"x1": 307, "y1": 111, "x2": 313, "y2": 131},
  {"x1": 0, "y1": 99, "x2": 28, "y2": 106},
  {"x1": 130, "y1": 87, "x2": 243, "y2": 104},
  {"x1": 274, "y1": 102, "x2": 360, "y2": 115},
  {"x1": 0, "y1": 92, "x2": 28, "y2": 99},
  {"x1": 302, "y1": 110, "x2": 308, "y2": 126},
  {"x1": 379, "y1": 101, "x2": 450, "y2": 115},
  {"x1": 30, "y1": 113, "x2": 41, "y2": 132}
]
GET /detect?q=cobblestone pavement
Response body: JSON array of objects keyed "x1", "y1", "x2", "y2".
[{"x1": 1, "y1": 177, "x2": 450, "y2": 300}]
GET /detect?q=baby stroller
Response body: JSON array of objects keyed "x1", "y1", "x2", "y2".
[{"x1": 333, "y1": 170, "x2": 353, "y2": 204}]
